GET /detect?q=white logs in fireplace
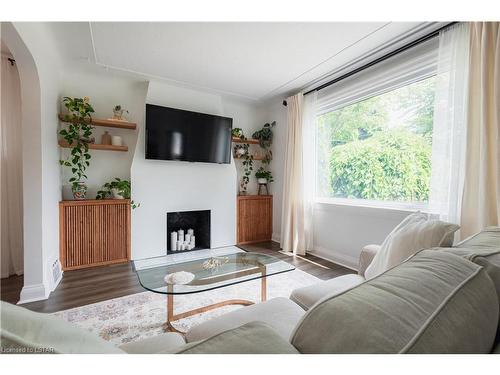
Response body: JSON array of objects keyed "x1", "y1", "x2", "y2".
[
  {"x1": 167, "y1": 210, "x2": 210, "y2": 254},
  {"x1": 171, "y1": 229, "x2": 196, "y2": 251}
]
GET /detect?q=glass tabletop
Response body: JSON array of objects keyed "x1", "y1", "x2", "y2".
[{"x1": 133, "y1": 251, "x2": 295, "y2": 295}]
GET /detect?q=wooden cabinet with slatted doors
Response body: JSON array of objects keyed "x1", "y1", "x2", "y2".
[
  {"x1": 59, "y1": 199, "x2": 131, "y2": 270},
  {"x1": 237, "y1": 195, "x2": 273, "y2": 245}
]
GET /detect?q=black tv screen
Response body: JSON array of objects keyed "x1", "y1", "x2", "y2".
[{"x1": 145, "y1": 104, "x2": 233, "y2": 164}]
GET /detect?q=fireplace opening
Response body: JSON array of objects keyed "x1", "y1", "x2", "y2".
[{"x1": 167, "y1": 210, "x2": 211, "y2": 254}]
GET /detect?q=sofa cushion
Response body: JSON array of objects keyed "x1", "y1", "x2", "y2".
[
  {"x1": 291, "y1": 250, "x2": 498, "y2": 354},
  {"x1": 119, "y1": 332, "x2": 185, "y2": 354},
  {"x1": 439, "y1": 227, "x2": 500, "y2": 347},
  {"x1": 290, "y1": 274, "x2": 365, "y2": 310},
  {"x1": 456, "y1": 226, "x2": 500, "y2": 250},
  {"x1": 0, "y1": 301, "x2": 124, "y2": 354},
  {"x1": 185, "y1": 297, "x2": 305, "y2": 343},
  {"x1": 365, "y1": 214, "x2": 460, "y2": 279},
  {"x1": 177, "y1": 321, "x2": 299, "y2": 354}
]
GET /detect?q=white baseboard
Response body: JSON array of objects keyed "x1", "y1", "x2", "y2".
[
  {"x1": 18, "y1": 283, "x2": 49, "y2": 304},
  {"x1": 309, "y1": 246, "x2": 358, "y2": 271},
  {"x1": 271, "y1": 233, "x2": 281, "y2": 243}
]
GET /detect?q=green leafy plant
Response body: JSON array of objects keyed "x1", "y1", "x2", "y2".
[
  {"x1": 255, "y1": 167, "x2": 274, "y2": 183},
  {"x1": 252, "y1": 121, "x2": 275, "y2": 165},
  {"x1": 328, "y1": 130, "x2": 431, "y2": 202},
  {"x1": 231, "y1": 127, "x2": 245, "y2": 139},
  {"x1": 96, "y1": 178, "x2": 140, "y2": 209},
  {"x1": 252, "y1": 121, "x2": 276, "y2": 148},
  {"x1": 59, "y1": 96, "x2": 95, "y2": 190}
]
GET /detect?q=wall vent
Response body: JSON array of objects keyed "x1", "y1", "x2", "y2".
[{"x1": 52, "y1": 259, "x2": 62, "y2": 284}]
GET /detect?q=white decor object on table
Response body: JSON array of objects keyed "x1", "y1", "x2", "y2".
[
  {"x1": 164, "y1": 271, "x2": 195, "y2": 285},
  {"x1": 191, "y1": 236, "x2": 195, "y2": 248},
  {"x1": 178, "y1": 229, "x2": 184, "y2": 243},
  {"x1": 185, "y1": 233, "x2": 191, "y2": 243},
  {"x1": 170, "y1": 231, "x2": 178, "y2": 251}
]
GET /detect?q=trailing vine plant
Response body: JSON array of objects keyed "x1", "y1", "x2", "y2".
[
  {"x1": 240, "y1": 143, "x2": 254, "y2": 194},
  {"x1": 59, "y1": 97, "x2": 94, "y2": 190}
]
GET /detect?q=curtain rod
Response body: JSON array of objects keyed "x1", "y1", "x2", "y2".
[{"x1": 282, "y1": 22, "x2": 457, "y2": 107}]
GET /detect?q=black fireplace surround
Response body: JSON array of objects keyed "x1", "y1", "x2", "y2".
[{"x1": 167, "y1": 210, "x2": 211, "y2": 254}]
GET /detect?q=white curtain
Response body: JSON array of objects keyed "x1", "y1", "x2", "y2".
[
  {"x1": 280, "y1": 92, "x2": 317, "y2": 255},
  {"x1": 429, "y1": 23, "x2": 470, "y2": 227},
  {"x1": 461, "y1": 22, "x2": 500, "y2": 238},
  {"x1": 1, "y1": 56, "x2": 24, "y2": 278}
]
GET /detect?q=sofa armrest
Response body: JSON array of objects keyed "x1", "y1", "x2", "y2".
[
  {"x1": 176, "y1": 321, "x2": 299, "y2": 354},
  {"x1": 358, "y1": 244, "x2": 381, "y2": 277},
  {"x1": 119, "y1": 332, "x2": 186, "y2": 354}
]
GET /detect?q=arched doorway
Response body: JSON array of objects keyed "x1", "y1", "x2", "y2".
[
  {"x1": 1, "y1": 22, "x2": 46, "y2": 303},
  {"x1": 1, "y1": 40, "x2": 24, "y2": 281}
]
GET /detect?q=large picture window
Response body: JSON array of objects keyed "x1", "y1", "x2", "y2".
[{"x1": 314, "y1": 38, "x2": 439, "y2": 208}]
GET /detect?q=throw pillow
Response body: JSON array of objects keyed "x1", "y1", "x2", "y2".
[{"x1": 364, "y1": 213, "x2": 459, "y2": 280}]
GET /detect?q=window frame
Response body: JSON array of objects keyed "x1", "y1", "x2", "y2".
[{"x1": 313, "y1": 39, "x2": 439, "y2": 210}]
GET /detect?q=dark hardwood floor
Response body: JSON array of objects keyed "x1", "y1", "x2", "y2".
[{"x1": 0, "y1": 241, "x2": 354, "y2": 313}]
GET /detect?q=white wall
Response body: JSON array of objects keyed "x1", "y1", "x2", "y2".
[
  {"x1": 257, "y1": 98, "x2": 288, "y2": 242},
  {"x1": 131, "y1": 81, "x2": 262, "y2": 260},
  {"x1": 59, "y1": 67, "x2": 148, "y2": 199},
  {"x1": 3, "y1": 22, "x2": 62, "y2": 302},
  {"x1": 222, "y1": 98, "x2": 263, "y2": 195},
  {"x1": 261, "y1": 96, "x2": 411, "y2": 270}
]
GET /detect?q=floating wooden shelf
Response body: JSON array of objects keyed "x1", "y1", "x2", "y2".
[
  {"x1": 58, "y1": 140, "x2": 128, "y2": 152},
  {"x1": 234, "y1": 154, "x2": 264, "y2": 161},
  {"x1": 232, "y1": 137, "x2": 260, "y2": 145},
  {"x1": 59, "y1": 114, "x2": 137, "y2": 130}
]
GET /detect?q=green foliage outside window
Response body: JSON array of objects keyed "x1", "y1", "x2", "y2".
[{"x1": 317, "y1": 76, "x2": 436, "y2": 203}]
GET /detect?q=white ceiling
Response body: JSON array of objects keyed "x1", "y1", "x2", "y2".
[{"x1": 48, "y1": 22, "x2": 435, "y2": 101}]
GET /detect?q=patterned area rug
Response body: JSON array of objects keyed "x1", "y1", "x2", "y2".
[{"x1": 53, "y1": 269, "x2": 319, "y2": 345}]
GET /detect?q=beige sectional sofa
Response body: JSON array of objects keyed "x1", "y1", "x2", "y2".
[{"x1": 1, "y1": 228, "x2": 499, "y2": 354}]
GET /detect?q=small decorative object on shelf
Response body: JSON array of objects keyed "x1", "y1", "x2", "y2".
[
  {"x1": 111, "y1": 135, "x2": 123, "y2": 146},
  {"x1": 112, "y1": 105, "x2": 129, "y2": 121},
  {"x1": 170, "y1": 228, "x2": 196, "y2": 251},
  {"x1": 58, "y1": 96, "x2": 95, "y2": 200},
  {"x1": 96, "y1": 178, "x2": 140, "y2": 209},
  {"x1": 101, "y1": 131, "x2": 112, "y2": 145}
]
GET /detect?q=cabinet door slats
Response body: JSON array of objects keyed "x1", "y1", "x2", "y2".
[
  {"x1": 237, "y1": 195, "x2": 272, "y2": 245},
  {"x1": 59, "y1": 200, "x2": 131, "y2": 270}
]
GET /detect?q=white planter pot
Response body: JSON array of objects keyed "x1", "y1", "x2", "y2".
[
  {"x1": 257, "y1": 178, "x2": 268, "y2": 184},
  {"x1": 111, "y1": 188, "x2": 125, "y2": 199}
]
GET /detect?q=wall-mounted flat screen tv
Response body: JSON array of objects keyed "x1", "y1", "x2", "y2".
[{"x1": 145, "y1": 104, "x2": 233, "y2": 164}]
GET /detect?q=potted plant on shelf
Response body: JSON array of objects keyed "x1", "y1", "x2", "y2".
[
  {"x1": 231, "y1": 127, "x2": 245, "y2": 140},
  {"x1": 255, "y1": 167, "x2": 274, "y2": 184},
  {"x1": 96, "y1": 178, "x2": 140, "y2": 209},
  {"x1": 252, "y1": 121, "x2": 275, "y2": 165},
  {"x1": 59, "y1": 96, "x2": 95, "y2": 200}
]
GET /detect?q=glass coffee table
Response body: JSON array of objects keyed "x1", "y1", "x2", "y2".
[{"x1": 133, "y1": 249, "x2": 295, "y2": 334}]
